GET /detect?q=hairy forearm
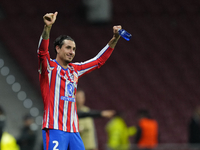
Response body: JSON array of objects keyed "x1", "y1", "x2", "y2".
[
  {"x1": 108, "y1": 36, "x2": 120, "y2": 49},
  {"x1": 42, "y1": 25, "x2": 52, "y2": 39}
]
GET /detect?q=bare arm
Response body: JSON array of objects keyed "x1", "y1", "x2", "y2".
[
  {"x1": 42, "y1": 25, "x2": 52, "y2": 40},
  {"x1": 108, "y1": 25, "x2": 122, "y2": 48},
  {"x1": 42, "y1": 12, "x2": 58, "y2": 40}
]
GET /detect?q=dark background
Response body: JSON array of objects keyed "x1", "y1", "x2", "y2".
[{"x1": 0, "y1": 0, "x2": 200, "y2": 149}]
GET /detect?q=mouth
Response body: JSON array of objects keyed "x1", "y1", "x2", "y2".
[{"x1": 66, "y1": 55, "x2": 74, "y2": 60}]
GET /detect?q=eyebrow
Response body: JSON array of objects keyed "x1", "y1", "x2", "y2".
[{"x1": 66, "y1": 45, "x2": 76, "y2": 50}]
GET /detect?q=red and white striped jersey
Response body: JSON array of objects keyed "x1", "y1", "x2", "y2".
[{"x1": 37, "y1": 37, "x2": 114, "y2": 132}]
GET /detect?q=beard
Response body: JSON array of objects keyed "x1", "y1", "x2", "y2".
[
  {"x1": 64, "y1": 56, "x2": 74, "y2": 64},
  {"x1": 65, "y1": 59, "x2": 72, "y2": 64}
]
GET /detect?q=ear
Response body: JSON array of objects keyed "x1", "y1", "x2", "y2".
[{"x1": 56, "y1": 45, "x2": 60, "y2": 54}]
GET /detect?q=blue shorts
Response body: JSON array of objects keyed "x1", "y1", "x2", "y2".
[{"x1": 42, "y1": 129, "x2": 85, "y2": 150}]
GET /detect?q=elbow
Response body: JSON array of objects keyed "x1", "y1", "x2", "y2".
[{"x1": 97, "y1": 62, "x2": 105, "y2": 69}]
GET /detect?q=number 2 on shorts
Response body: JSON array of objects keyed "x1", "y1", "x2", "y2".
[{"x1": 53, "y1": 140, "x2": 59, "y2": 150}]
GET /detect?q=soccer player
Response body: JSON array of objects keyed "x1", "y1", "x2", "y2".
[{"x1": 37, "y1": 12, "x2": 121, "y2": 150}]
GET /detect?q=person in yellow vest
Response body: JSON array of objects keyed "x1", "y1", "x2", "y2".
[
  {"x1": 105, "y1": 111, "x2": 137, "y2": 150},
  {"x1": 0, "y1": 106, "x2": 20, "y2": 150},
  {"x1": 135, "y1": 109, "x2": 159, "y2": 150},
  {"x1": 76, "y1": 88, "x2": 115, "y2": 150},
  {"x1": 1, "y1": 132, "x2": 20, "y2": 150}
]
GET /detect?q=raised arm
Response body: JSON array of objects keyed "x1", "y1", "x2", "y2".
[
  {"x1": 42, "y1": 12, "x2": 58, "y2": 39},
  {"x1": 74, "y1": 25, "x2": 122, "y2": 78},
  {"x1": 108, "y1": 25, "x2": 122, "y2": 48},
  {"x1": 37, "y1": 12, "x2": 58, "y2": 76}
]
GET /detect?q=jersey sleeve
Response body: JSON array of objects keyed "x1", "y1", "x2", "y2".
[
  {"x1": 37, "y1": 37, "x2": 50, "y2": 75},
  {"x1": 37, "y1": 37, "x2": 51, "y2": 104},
  {"x1": 73, "y1": 44, "x2": 114, "y2": 78}
]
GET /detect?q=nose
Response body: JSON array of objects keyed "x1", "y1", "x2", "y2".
[
  {"x1": 69, "y1": 49, "x2": 75, "y2": 55},
  {"x1": 68, "y1": 48, "x2": 72, "y2": 53}
]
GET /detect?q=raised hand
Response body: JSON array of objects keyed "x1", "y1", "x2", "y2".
[
  {"x1": 113, "y1": 25, "x2": 122, "y2": 38},
  {"x1": 43, "y1": 12, "x2": 58, "y2": 27},
  {"x1": 108, "y1": 25, "x2": 122, "y2": 48},
  {"x1": 41, "y1": 12, "x2": 58, "y2": 39}
]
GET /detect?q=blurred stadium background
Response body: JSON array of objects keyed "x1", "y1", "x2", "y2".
[{"x1": 0, "y1": 0, "x2": 200, "y2": 149}]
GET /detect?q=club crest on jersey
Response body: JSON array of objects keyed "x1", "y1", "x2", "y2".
[
  {"x1": 73, "y1": 72, "x2": 78, "y2": 82},
  {"x1": 67, "y1": 83, "x2": 74, "y2": 97}
]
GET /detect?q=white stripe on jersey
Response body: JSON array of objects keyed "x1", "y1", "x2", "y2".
[
  {"x1": 78, "y1": 66, "x2": 97, "y2": 77},
  {"x1": 46, "y1": 108, "x2": 50, "y2": 128},
  {"x1": 63, "y1": 101, "x2": 68, "y2": 131},
  {"x1": 47, "y1": 59, "x2": 53, "y2": 85},
  {"x1": 73, "y1": 44, "x2": 109, "y2": 66},
  {"x1": 37, "y1": 36, "x2": 43, "y2": 52},
  {"x1": 74, "y1": 110, "x2": 78, "y2": 132},
  {"x1": 95, "y1": 44, "x2": 109, "y2": 59},
  {"x1": 63, "y1": 80, "x2": 70, "y2": 131},
  {"x1": 48, "y1": 71, "x2": 52, "y2": 86},
  {"x1": 54, "y1": 66, "x2": 61, "y2": 129},
  {"x1": 70, "y1": 102, "x2": 75, "y2": 132}
]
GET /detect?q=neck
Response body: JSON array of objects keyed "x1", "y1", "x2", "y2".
[{"x1": 56, "y1": 58, "x2": 69, "y2": 69}]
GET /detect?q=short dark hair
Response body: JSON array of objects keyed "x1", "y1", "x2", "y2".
[{"x1": 54, "y1": 35, "x2": 75, "y2": 54}]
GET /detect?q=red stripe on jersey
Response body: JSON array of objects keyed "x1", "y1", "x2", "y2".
[
  {"x1": 39, "y1": 74, "x2": 50, "y2": 128},
  {"x1": 97, "y1": 47, "x2": 114, "y2": 65},
  {"x1": 75, "y1": 103, "x2": 79, "y2": 130},
  {"x1": 73, "y1": 61, "x2": 97, "y2": 78},
  {"x1": 49, "y1": 69, "x2": 57, "y2": 128},
  {"x1": 72, "y1": 120, "x2": 76, "y2": 132}
]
